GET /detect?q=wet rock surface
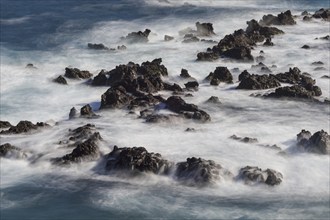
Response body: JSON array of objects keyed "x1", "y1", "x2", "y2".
[
  {"x1": 53, "y1": 132, "x2": 101, "y2": 164},
  {"x1": 64, "y1": 67, "x2": 93, "y2": 79},
  {"x1": 0, "y1": 143, "x2": 27, "y2": 159},
  {"x1": 53, "y1": 75, "x2": 68, "y2": 85},
  {"x1": 312, "y1": 8, "x2": 330, "y2": 21},
  {"x1": 237, "y1": 166, "x2": 283, "y2": 186},
  {"x1": 297, "y1": 130, "x2": 330, "y2": 154},
  {"x1": 237, "y1": 71, "x2": 280, "y2": 90},
  {"x1": 87, "y1": 43, "x2": 109, "y2": 50},
  {"x1": 105, "y1": 146, "x2": 173, "y2": 174},
  {"x1": 0, "y1": 121, "x2": 12, "y2": 129},
  {"x1": 230, "y1": 135, "x2": 258, "y2": 143},
  {"x1": 80, "y1": 104, "x2": 98, "y2": 118},
  {"x1": 123, "y1": 29, "x2": 151, "y2": 43},
  {"x1": 206, "y1": 67, "x2": 233, "y2": 85},
  {"x1": 0, "y1": 121, "x2": 48, "y2": 134},
  {"x1": 259, "y1": 10, "x2": 296, "y2": 25},
  {"x1": 175, "y1": 157, "x2": 233, "y2": 186}
]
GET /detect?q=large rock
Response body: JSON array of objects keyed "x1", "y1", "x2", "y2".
[
  {"x1": 105, "y1": 146, "x2": 173, "y2": 174},
  {"x1": 237, "y1": 166, "x2": 283, "y2": 186},
  {"x1": 206, "y1": 67, "x2": 233, "y2": 85},
  {"x1": 53, "y1": 132, "x2": 101, "y2": 164},
  {"x1": 64, "y1": 67, "x2": 93, "y2": 79},
  {"x1": 100, "y1": 86, "x2": 133, "y2": 109},
  {"x1": 236, "y1": 71, "x2": 281, "y2": 90},
  {"x1": 0, "y1": 143, "x2": 27, "y2": 159},
  {"x1": 297, "y1": 130, "x2": 330, "y2": 154},
  {"x1": 0, "y1": 121, "x2": 12, "y2": 129},
  {"x1": 312, "y1": 8, "x2": 330, "y2": 21},
  {"x1": 166, "y1": 96, "x2": 211, "y2": 122},
  {"x1": 0, "y1": 121, "x2": 48, "y2": 134},
  {"x1": 195, "y1": 22, "x2": 215, "y2": 36},
  {"x1": 266, "y1": 85, "x2": 322, "y2": 99},
  {"x1": 175, "y1": 157, "x2": 233, "y2": 186},
  {"x1": 260, "y1": 10, "x2": 296, "y2": 25},
  {"x1": 123, "y1": 29, "x2": 151, "y2": 43}
]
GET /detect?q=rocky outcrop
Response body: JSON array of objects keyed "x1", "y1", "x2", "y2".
[
  {"x1": 100, "y1": 86, "x2": 133, "y2": 109},
  {"x1": 67, "y1": 124, "x2": 97, "y2": 142},
  {"x1": 166, "y1": 96, "x2": 211, "y2": 122},
  {"x1": 123, "y1": 29, "x2": 151, "y2": 43},
  {"x1": 105, "y1": 146, "x2": 173, "y2": 174},
  {"x1": 87, "y1": 43, "x2": 109, "y2": 50},
  {"x1": 259, "y1": 10, "x2": 296, "y2": 26},
  {"x1": 0, "y1": 143, "x2": 27, "y2": 159},
  {"x1": 53, "y1": 132, "x2": 101, "y2": 164},
  {"x1": 312, "y1": 8, "x2": 330, "y2": 21},
  {"x1": 206, "y1": 67, "x2": 233, "y2": 85},
  {"x1": 180, "y1": 68, "x2": 191, "y2": 78},
  {"x1": 237, "y1": 166, "x2": 283, "y2": 186},
  {"x1": 80, "y1": 104, "x2": 97, "y2": 118},
  {"x1": 64, "y1": 67, "x2": 93, "y2": 79},
  {"x1": 0, "y1": 121, "x2": 48, "y2": 134},
  {"x1": 266, "y1": 85, "x2": 322, "y2": 99},
  {"x1": 236, "y1": 71, "x2": 281, "y2": 90},
  {"x1": 196, "y1": 22, "x2": 215, "y2": 36},
  {"x1": 175, "y1": 157, "x2": 233, "y2": 186},
  {"x1": 297, "y1": 130, "x2": 330, "y2": 154},
  {"x1": 53, "y1": 75, "x2": 68, "y2": 85},
  {"x1": 0, "y1": 121, "x2": 12, "y2": 129},
  {"x1": 184, "y1": 81, "x2": 199, "y2": 90}
]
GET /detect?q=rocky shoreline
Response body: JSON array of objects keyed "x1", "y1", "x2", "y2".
[{"x1": 1, "y1": 8, "x2": 329, "y2": 189}]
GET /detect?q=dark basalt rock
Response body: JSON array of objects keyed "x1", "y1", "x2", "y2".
[
  {"x1": 314, "y1": 67, "x2": 326, "y2": 71},
  {"x1": 128, "y1": 94, "x2": 164, "y2": 110},
  {"x1": 196, "y1": 22, "x2": 215, "y2": 36},
  {"x1": 0, "y1": 143, "x2": 26, "y2": 159},
  {"x1": 301, "y1": 11, "x2": 309, "y2": 16},
  {"x1": 312, "y1": 8, "x2": 330, "y2": 21},
  {"x1": 53, "y1": 75, "x2": 67, "y2": 85},
  {"x1": 123, "y1": 29, "x2": 151, "y2": 43},
  {"x1": 163, "y1": 83, "x2": 183, "y2": 92},
  {"x1": 303, "y1": 16, "x2": 312, "y2": 21},
  {"x1": 166, "y1": 96, "x2": 211, "y2": 122},
  {"x1": 117, "y1": 45, "x2": 127, "y2": 50},
  {"x1": 185, "y1": 128, "x2": 196, "y2": 132},
  {"x1": 0, "y1": 121, "x2": 12, "y2": 129},
  {"x1": 237, "y1": 166, "x2": 283, "y2": 186},
  {"x1": 301, "y1": 45, "x2": 310, "y2": 49},
  {"x1": 263, "y1": 38, "x2": 274, "y2": 46},
  {"x1": 197, "y1": 52, "x2": 219, "y2": 61},
  {"x1": 69, "y1": 107, "x2": 78, "y2": 119},
  {"x1": 260, "y1": 10, "x2": 296, "y2": 25},
  {"x1": 64, "y1": 67, "x2": 93, "y2": 79},
  {"x1": 87, "y1": 43, "x2": 109, "y2": 50},
  {"x1": 311, "y1": 61, "x2": 324, "y2": 66},
  {"x1": 80, "y1": 104, "x2": 97, "y2": 118},
  {"x1": 26, "y1": 63, "x2": 37, "y2": 69},
  {"x1": 201, "y1": 39, "x2": 218, "y2": 44},
  {"x1": 0, "y1": 121, "x2": 48, "y2": 134},
  {"x1": 266, "y1": 85, "x2": 322, "y2": 99},
  {"x1": 237, "y1": 72, "x2": 281, "y2": 90},
  {"x1": 175, "y1": 157, "x2": 232, "y2": 186},
  {"x1": 230, "y1": 135, "x2": 258, "y2": 143},
  {"x1": 105, "y1": 146, "x2": 173, "y2": 174},
  {"x1": 53, "y1": 132, "x2": 101, "y2": 164},
  {"x1": 164, "y1": 35, "x2": 174, "y2": 41},
  {"x1": 144, "y1": 114, "x2": 180, "y2": 123},
  {"x1": 246, "y1": 19, "x2": 284, "y2": 39},
  {"x1": 184, "y1": 81, "x2": 199, "y2": 90},
  {"x1": 182, "y1": 35, "x2": 200, "y2": 43},
  {"x1": 297, "y1": 130, "x2": 330, "y2": 154},
  {"x1": 274, "y1": 67, "x2": 315, "y2": 86},
  {"x1": 100, "y1": 86, "x2": 133, "y2": 109},
  {"x1": 180, "y1": 68, "x2": 191, "y2": 78},
  {"x1": 222, "y1": 46, "x2": 254, "y2": 61},
  {"x1": 206, "y1": 96, "x2": 221, "y2": 104},
  {"x1": 68, "y1": 124, "x2": 97, "y2": 142},
  {"x1": 206, "y1": 67, "x2": 233, "y2": 84},
  {"x1": 321, "y1": 75, "x2": 330, "y2": 79}
]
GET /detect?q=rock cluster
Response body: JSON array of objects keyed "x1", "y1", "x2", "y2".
[
  {"x1": 297, "y1": 130, "x2": 330, "y2": 154},
  {"x1": 0, "y1": 120, "x2": 48, "y2": 134}
]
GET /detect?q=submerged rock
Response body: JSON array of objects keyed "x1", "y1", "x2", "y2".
[
  {"x1": 297, "y1": 130, "x2": 330, "y2": 154},
  {"x1": 206, "y1": 96, "x2": 221, "y2": 104},
  {"x1": 53, "y1": 75, "x2": 68, "y2": 85},
  {"x1": 237, "y1": 166, "x2": 283, "y2": 186},
  {"x1": 164, "y1": 35, "x2": 174, "y2": 41},
  {"x1": 0, "y1": 143, "x2": 27, "y2": 159},
  {"x1": 312, "y1": 8, "x2": 330, "y2": 21},
  {"x1": 175, "y1": 157, "x2": 232, "y2": 186},
  {"x1": 266, "y1": 85, "x2": 322, "y2": 99},
  {"x1": 0, "y1": 121, "x2": 48, "y2": 134},
  {"x1": 64, "y1": 67, "x2": 93, "y2": 79},
  {"x1": 105, "y1": 146, "x2": 173, "y2": 174},
  {"x1": 87, "y1": 43, "x2": 109, "y2": 50},
  {"x1": 230, "y1": 135, "x2": 258, "y2": 143},
  {"x1": 184, "y1": 81, "x2": 199, "y2": 90},
  {"x1": 69, "y1": 107, "x2": 78, "y2": 119}
]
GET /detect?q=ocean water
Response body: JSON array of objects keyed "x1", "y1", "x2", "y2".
[{"x1": 0, "y1": 0, "x2": 329, "y2": 219}]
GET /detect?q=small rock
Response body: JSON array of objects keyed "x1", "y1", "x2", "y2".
[
  {"x1": 53, "y1": 75, "x2": 67, "y2": 85},
  {"x1": 237, "y1": 166, "x2": 283, "y2": 186},
  {"x1": 301, "y1": 45, "x2": 310, "y2": 49},
  {"x1": 117, "y1": 45, "x2": 127, "y2": 50},
  {"x1": 180, "y1": 68, "x2": 191, "y2": 78},
  {"x1": 87, "y1": 43, "x2": 109, "y2": 50},
  {"x1": 164, "y1": 35, "x2": 174, "y2": 41},
  {"x1": 184, "y1": 81, "x2": 199, "y2": 90}
]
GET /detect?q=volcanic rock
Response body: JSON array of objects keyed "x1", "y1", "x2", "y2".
[
  {"x1": 123, "y1": 29, "x2": 151, "y2": 43},
  {"x1": 180, "y1": 68, "x2": 191, "y2": 78},
  {"x1": 260, "y1": 10, "x2": 296, "y2": 25},
  {"x1": 87, "y1": 43, "x2": 109, "y2": 50},
  {"x1": 230, "y1": 135, "x2": 258, "y2": 143},
  {"x1": 0, "y1": 121, "x2": 48, "y2": 134},
  {"x1": 184, "y1": 81, "x2": 199, "y2": 90},
  {"x1": 237, "y1": 72, "x2": 281, "y2": 90},
  {"x1": 312, "y1": 8, "x2": 330, "y2": 21},
  {"x1": 0, "y1": 121, "x2": 12, "y2": 129},
  {"x1": 105, "y1": 146, "x2": 173, "y2": 174},
  {"x1": 297, "y1": 130, "x2": 330, "y2": 154},
  {"x1": 175, "y1": 157, "x2": 232, "y2": 186},
  {"x1": 0, "y1": 143, "x2": 27, "y2": 159},
  {"x1": 64, "y1": 67, "x2": 93, "y2": 79},
  {"x1": 206, "y1": 67, "x2": 233, "y2": 84},
  {"x1": 164, "y1": 35, "x2": 174, "y2": 41},
  {"x1": 196, "y1": 22, "x2": 215, "y2": 36},
  {"x1": 53, "y1": 75, "x2": 68, "y2": 85},
  {"x1": 237, "y1": 166, "x2": 283, "y2": 186}
]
